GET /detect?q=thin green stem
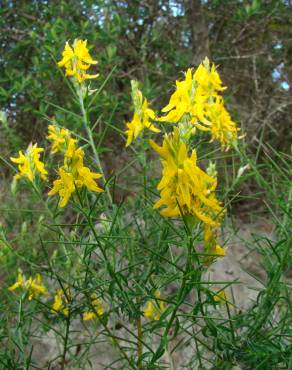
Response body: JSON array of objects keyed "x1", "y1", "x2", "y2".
[
  {"x1": 150, "y1": 234, "x2": 194, "y2": 365},
  {"x1": 31, "y1": 182, "x2": 70, "y2": 261},
  {"x1": 79, "y1": 206, "x2": 135, "y2": 313},
  {"x1": 61, "y1": 315, "x2": 71, "y2": 370},
  {"x1": 84, "y1": 292, "x2": 136, "y2": 369},
  {"x1": 137, "y1": 315, "x2": 143, "y2": 370},
  {"x1": 78, "y1": 91, "x2": 113, "y2": 205}
]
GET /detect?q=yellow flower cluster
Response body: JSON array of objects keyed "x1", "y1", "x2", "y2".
[
  {"x1": 10, "y1": 143, "x2": 48, "y2": 183},
  {"x1": 47, "y1": 125, "x2": 104, "y2": 207},
  {"x1": 125, "y1": 80, "x2": 160, "y2": 147},
  {"x1": 159, "y1": 58, "x2": 238, "y2": 149},
  {"x1": 8, "y1": 273, "x2": 47, "y2": 301},
  {"x1": 83, "y1": 294, "x2": 104, "y2": 321},
  {"x1": 124, "y1": 58, "x2": 238, "y2": 260},
  {"x1": 143, "y1": 291, "x2": 165, "y2": 321},
  {"x1": 47, "y1": 125, "x2": 71, "y2": 154},
  {"x1": 57, "y1": 39, "x2": 99, "y2": 83},
  {"x1": 150, "y1": 129, "x2": 225, "y2": 258},
  {"x1": 150, "y1": 129, "x2": 223, "y2": 226},
  {"x1": 125, "y1": 58, "x2": 239, "y2": 150},
  {"x1": 10, "y1": 125, "x2": 103, "y2": 208},
  {"x1": 51, "y1": 289, "x2": 105, "y2": 321},
  {"x1": 8, "y1": 274, "x2": 105, "y2": 321},
  {"x1": 51, "y1": 288, "x2": 70, "y2": 316}
]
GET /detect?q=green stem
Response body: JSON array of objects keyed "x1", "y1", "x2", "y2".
[
  {"x1": 84, "y1": 291, "x2": 136, "y2": 369},
  {"x1": 97, "y1": 315, "x2": 136, "y2": 369},
  {"x1": 137, "y1": 315, "x2": 143, "y2": 370},
  {"x1": 78, "y1": 91, "x2": 113, "y2": 205},
  {"x1": 31, "y1": 182, "x2": 69, "y2": 261},
  {"x1": 81, "y1": 208, "x2": 135, "y2": 313},
  {"x1": 150, "y1": 236, "x2": 194, "y2": 365},
  {"x1": 61, "y1": 314, "x2": 71, "y2": 370}
]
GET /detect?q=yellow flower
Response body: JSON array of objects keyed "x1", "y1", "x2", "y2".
[
  {"x1": 63, "y1": 140, "x2": 103, "y2": 192},
  {"x1": 83, "y1": 294, "x2": 104, "y2": 321},
  {"x1": 201, "y1": 96, "x2": 239, "y2": 149},
  {"x1": 159, "y1": 68, "x2": 194, "y2": 124},
  {"x1": 48, "y1": 168, "x2": 76, "y2": 207},
  {"x1": 48, "y1": 137, "x2": 103, "y2": 207},
  {"x1": 47, "y1": 125, "x2": 71, "y2": 154},
  {"x1": 158, "y1": 58, "x2": 239, "y2": 149},
  {"x1": 8, "y1": 273, "x2": 47, "y2": 301},
  {"x1": 125, "y1": 80, "x2": 160, "y2": 147},
  {"x1": 8, "y1": 273, "x2": 24, "y2": 292},
  {"x1": 77, "y1": 166, "x2": 103, "y2": 192},
  {"x1": 150, "y1": 129, "x2": 223, "y2": 226},
  {"x1": 213, "y1": 244, "x2": 225, "y2": 256},
  {"x1": 193, "y1": 57, "x2": 226, "y2": 96},
  {"x1": 51, "y1": 288, "x2": 70, "y2": 316},
  {"x1": 213, "y1": 290, "x2": 227, "y2": 303},
  {"x1": 159, "y1": 60, "x2": 225, "y2": 125},
  {"x1": 27, "y1": 274, "x2": 47, "y2": 301},
  {"x1": 213, "y1": 290, "x2": 234, "y2": 307},
  {"x1": 10, "y1": 143, "x2": 47, "y2": 182},
  {"x1": 63, "y1": 137, "x2": 78, "y2": 162},
  {"x1": 202, "y1": 225, "x2": 225, "y2": 266},
  {"x1": 57, "y1": 39, "x2": 99, "y2": 83},
  {"x1": 143, "y1": 291, "x2": 165, "y2": 321}
]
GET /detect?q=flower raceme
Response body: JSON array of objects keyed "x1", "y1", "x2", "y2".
[
  {"x1": 200, "y1": 96, "x2": 239, "y2": 149},
  {"x1": 8, "y1": 273, "x2": 47, "y2": 301},
  {"x1": 124, "y1": 58, "x2": 239, "y2": 149},
  {"x1": 47, "y1": 124, "x2": 71, "y2": 154},
  {"x1": 193, "y1": 58, "x2": 226, "y2": 96},
  {"x1": 51, "y1": 288, "x2": 70, "y2": 316},
  {"x1": 57, "y1": 39, "x2": 99, "y2": 83},
  {"x1": 10, "y1": 143, "x2": 48, "y2": 183},
  {"x1": 48, "y1": 129, "x2": 104, "y2": 207},
  {"x1": 158, "y1": 59, "x2": 224, "y2": 124},
  {"x1": 158, "y1": 58, "x2": 239, "y2": 149},
  {"x1": 150, "y1": 129, "x2": 223, "y2": 227},
  {"x1": 158, "y1": 68, "x2": 195, "y2": 124},
  {"x1": 125, "y1": 80, "x2": 160, "y2": 147}
]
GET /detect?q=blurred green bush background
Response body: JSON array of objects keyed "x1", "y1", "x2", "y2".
[{"x1": 1, "y1": 0, "x2": 291, "y2": 155}]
